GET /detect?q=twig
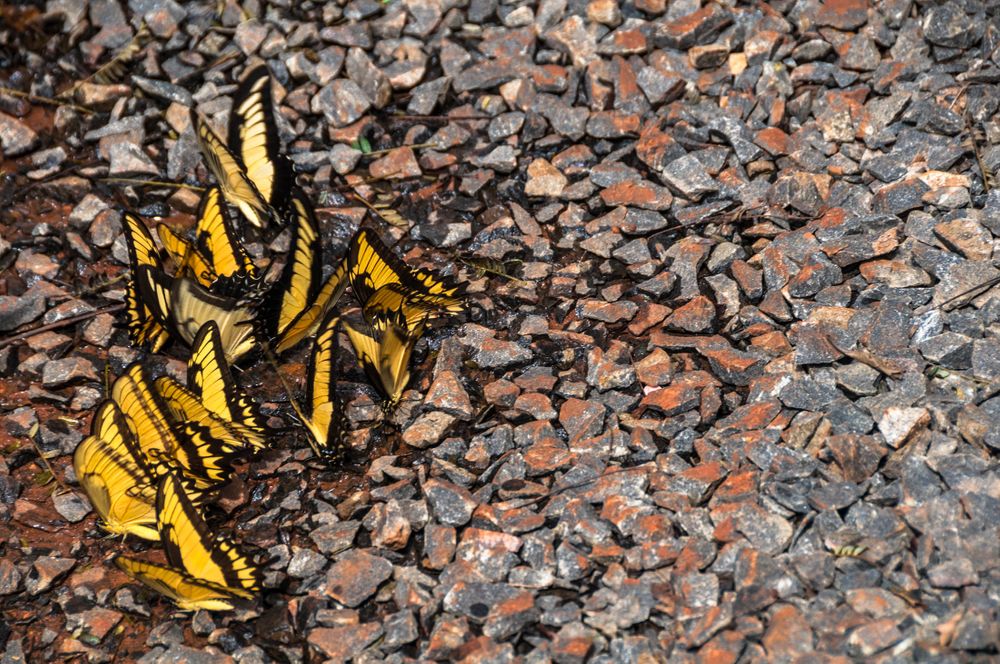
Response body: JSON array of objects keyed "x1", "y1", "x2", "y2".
[
  {"x1": 74, "y1": 274, "x2": 127, "y2": 298},
  {"x1": 966, "y1": 112, "x2": 991, "y2": 194},
  {"x1": 363, "y1": 142, "x2": 440, "y2": 157},
  {"x1": 27, "y1": 427, "x2": 71, "y2": 494},
  {"x1": 99, "y1": 177, "x2": 205, "y2": 191},
  {"x1": 388, "y1": 113, "x2": 490, "y2": 123},
  {"x1": 0, "y1": 303, "x2": 124, "y2": 350},
  {"x1": 0, "y1": 86, "x2": 95, "y2": 115},
  {"x1": 920, "y1": 274, "x2": 1000, "y2": 313}
]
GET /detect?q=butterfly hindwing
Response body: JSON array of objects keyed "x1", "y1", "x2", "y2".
[
  {"x1": 122, "y1": 212, "x2": 171, "y2": 352},
  {"x1": 188, "y1": 321, "x2": 266, "y2": 449},
  {"x1": 156, "y1": 470, "x2": 261, "y2": 594},
  {"x1": 114, "y1": 556, "x2": 247, "y2": 612}
]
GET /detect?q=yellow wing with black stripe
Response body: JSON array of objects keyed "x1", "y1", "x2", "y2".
[
  {"x1": 73, "y1": 400, "x2": 159, "y2": 541},
  {"x1": 122, "y1": 212, "x2": 172, "y2": 352},
  {"x1": 300, "y1": 310, "x2": 348, "y2": 460},
  {"x1": 258, "y1": 191, "x2": 323, "y2": 344},
  {"x1": 193, "y1": 186, "x2": 257, "y2": 281},
  {"x1": 114, "y1": 557, "x2": 248, "y2": 612},
  {"x1": 156, "y1": 470, "x2": 262, "y2": 595},
  {"x1": 110, "y1": 363, "x2": 179, "y2": 463},
  {"x1": 135, "y1": 265, "x2": 258, "y2": 362},
  {"x1": 348, "y1": 229, "x2": 465, "y2": 318},
  {"x1": 342, "y1": 307, "x2": 426, "y2": 406},
  {"x1": 228, "y1": 65, "x2": 293, "y2": 217},
  {"x1": 154, "y1": 376, "x2": 246, "y2": 486},
  {"x1": 273, "y1": 255, "x2": 348, "y2": 354},
  {"x1": 156, "y1": 223, "x2": 215, "y2": 288},
  {"x1": 194, "y1": 111, "x2": 277, "y2": 229},
  {"x1": 188, "y1": 322, "x2": 266, "y2": 449}
]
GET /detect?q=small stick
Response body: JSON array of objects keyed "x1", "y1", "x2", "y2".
[
  {"x1": 27, "y1": 427, "x2": 71, "y2": 494},
  {"x1": 387, "y1": 113, "x2": 489, "y2": 123},
  {"x1": 966, "y1": 112, "x2": 991, "y2": 194},
  {"x1": 363, "y1": 142, "x2": 440, "y2": 157},
  {"x1": 0, "y1": 86, "x2": 95, "y2": 115},
  {"x1": 99, "y1": 177, "x2": 205, "y2": 191},
  {"x1": 0, "y1": 303, "x2": 125, "y2": 350}
]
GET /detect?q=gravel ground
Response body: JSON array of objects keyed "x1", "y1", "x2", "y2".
[{"x1": 1, "y1": 0, "x2": 999, "y2": 662}]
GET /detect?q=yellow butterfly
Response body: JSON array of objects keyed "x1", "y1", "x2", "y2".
[
  {"x1": 115, "y1": 471, "x2": 261, "y2": 611},
  {"x1": 188, "y1": 321, "x2": 266, "y2": 449},
  {"x1": 348, "y1": 228, "x2": 465, "y2": 324},
  {"x1": 156, "y1": 186, "x2": 257, "y2": 288},
  {"x1": 296, "y1": 311, "x2": 348, "y2": 460},
  {"x1": 342, "y1": 306, "x2": 428, "y2": 406},
  {"x1": 259, "y1": 191, "x2": 349, "y2": 353},
  {"x1": 134, "y1": 264, "x2": 258, "y2": 362},
  {"x1": 192, "y1": 65, "x2": 292, "y2": 229},
  {"x1": 73, "y1": 401, "x2": 159, "y2": 541},
  {"x1": 121, "y1": 212, "x2": 171, "y2": 352},
  {"x1": 111, "y1": 363, "x2": 242, "y2": 489}
]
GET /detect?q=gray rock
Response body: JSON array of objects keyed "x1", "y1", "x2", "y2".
[{"x1": 0, "y1": 112, "x2": 39, "y2": 156}]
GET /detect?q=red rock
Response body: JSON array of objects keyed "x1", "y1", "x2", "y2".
[
  {"x1": 308, "y1": 622, "x2": 383, "y2": 660},
  {"x1": 483, "y1": 379, "x2": 520, "y2": 407},
  {"x1": 368, "y1": 147, "x2": 421, "y2": 179},
  {"x1": 559, "y1": 398, "x2": 606, "y2": 441},
  {"x1": 762, "y1": 604, "x2": 815, "y2": 659},
  {"x1": 754, "y1": 127, "x2": 789, "y2": 156},
  {"x1": 599, "y1": 180, "x2": 673, "y2": 210},
  {"x1": 665, "y1": 295, "x2": 716, "y2": 332}
]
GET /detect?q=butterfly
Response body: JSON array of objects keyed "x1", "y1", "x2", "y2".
[
  {"x1": 187, "y1": 321, "x2": 267, "y2": 450},
  {"x1": 73, "y1": 400, "x2": 159, "y2": 540},
  {"x1": 120, "y1": 212, "x2": 172, "y2": 352},
  {"x1": 257, "y1": 191, "x2": 349, "y2": 353},
  {"x1": 156, "y1": 186, "x2": 257, "y2": 289},
  {"x1": 193, "y1": 65, "x2": 292, "y2": 229},
  {"x1": 347, "y1": 228, "x2": 465, "y2": 327},
  {"x1": 228, "y1": 64, "x2": 294, "y2": 220},
  {"x1": 134, "y1": 264, "x2": 258, "y2": 362},
  {"x1": 296, "y1": 310, "x2": 349, "y2": 461},
  {"x1": 342, "y1": 305, "x2": 428, "y2": 407},
  {"x1": 115, "y1": 470, "x2": 261, "y2": 611},
  {"x1": 111, "y1": 363, "x2": 242, "y2": 489}
]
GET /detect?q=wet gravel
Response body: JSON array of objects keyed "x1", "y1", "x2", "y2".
[{"x1": 1, "y1": 0, "x2": 1000, "y2": 662}]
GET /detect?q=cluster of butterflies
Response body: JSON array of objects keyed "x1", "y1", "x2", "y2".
[
  {"x1": 75, "y1": 64, "x2": 468, "y2": 610},
  {"x1": 120, "y1": 63, "x2": 466, "y2": 460},
  {"x1": 73, "y1": 322, "x2": 265, "y2": 610}
]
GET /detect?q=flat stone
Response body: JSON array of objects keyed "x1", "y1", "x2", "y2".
[{"x1": 323, "y1": 550, "x2": 392, "y2": 607}]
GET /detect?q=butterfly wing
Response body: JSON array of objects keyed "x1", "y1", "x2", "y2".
[
  {"x1": 194, "y1": 186, "x2": 257, "y2": 281},
  {"x1": 115, "y1": 557, "x2": 246, "y2": 611},
  {"x1": 110, "y1": 362, "x2": 179, "y2": 463},
  {"x1": 74, "y1": 401, "x2": 159, "y2": 540},
  {"x1": 156, "y1": 471, "x2": 261, "y2": 594},
  {"x1": 228, "y1": 65, "x2": 293, "y2": 217},
  {"x1": 121, "y1": 212, "x2": 171, "y2": 352},
  {"x1": 194, "y1": 112, "x2": 274, "y2": 229},
  {"x1": 188, "y1": 321, "x2": 266, "y2": 449},
  {"x1": 273, "y1": 256, "x2": 349, "y2": 355},
  {"x1": 258, "y1": 191, "x2": 323, "y2": 343},
  {"x1": 302, "y1": 310, "x2": 349, "y2": 460},
  {"x1": 348, "y1": 229, "x2": 465, "y2": 315}
]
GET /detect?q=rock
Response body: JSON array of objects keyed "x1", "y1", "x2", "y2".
[
  {"x1": 323, "y1": 550, "x2": 392, "y2": 607},
  {"x1": 0, "y1": 112, "x2": 39, "y2": 156},
  {"x1": 524, "y1": 158, "x2": 568, "y2": 198}
]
